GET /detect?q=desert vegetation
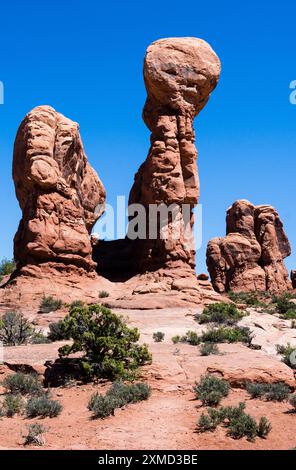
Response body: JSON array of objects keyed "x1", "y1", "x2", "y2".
[
  {"x1": 56, "y1": 304, "x2": 151, "y2": 380},
  {"x1": 99, "y1": 290, "x2": 109, "y2": 299},
  {"x1": 199, "y1": 342, "x2": 219, "y2": 356},
  {"x1": 193, "y1": 375, "x2": 230, "y2": 406},
  {"x1": 39, "y1": 296, "x2": 63, "y2": 313},
  {"x1": 194, "y1": 375, "x2": 272, "y2": 442},
  {"x1": 276, "y1": 343, "x2": 296, "y2": 369},
  {"x1": 197, "y1": 302, "x2": 245, "y2": 325},
  {"x1": 1, "y1": 372, "x2": 62, "y2": 421},
  {"x1": 0, "y1": 394, "x2": 24, "y2": 417},
  {"x1": 289, "y1": 395, "x2": 296, "y2": 412},
  {"x1": 3, "y1": 372, "x2": 43, "y2": 396},
  {"x1": 0, "y1": 311, "x2": 50, "y2": 346},
  {"x1": 172, "y1": 325, "x2": 252, "y2": 346},
  {"x1": 228, "y1": 291, "x2": 270, "y2": 307},
  {"x1": 246, "y1": 382, "x2": 290, "y2": 401},
  {"x1": 229, "y1": 290, "x2": 296, "y2": 321},
  {"x1": 88, "y1": 382, "x2": 151, "y2": 419},
  {"x1": 23, "y1": 423, "x2": 47, "y2": 446},
  {"x1": 48, "y1": 319, "x2": 71, "y2": 342},
  {"x1": 26, "y1": 394, "x2": 62, "y2": 418},
  {"x1": 0, "y1": 258, "x2": 16, "y2": 282},
  {"x1": 153, "y1": 331, "x2": 165, "y2": 342},
  {"x1": 197, "y1": 402, "x2": 271, "y2": 441},
  {"x1": 0, "y1": 312, "x2": 35, "y2": 346}
]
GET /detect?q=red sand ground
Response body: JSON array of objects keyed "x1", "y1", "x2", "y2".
[{"x1": 0, "y1": 308, "x2": 295, "y2": 450}]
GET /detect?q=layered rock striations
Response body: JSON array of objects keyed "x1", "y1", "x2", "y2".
[
  {"x1": 207, "y1": 200, "x2": 291, "y2": 293},
  {"x1": 13, "y1": 106, "x2": 106, "y2": 276},
  {"x1": 127, "y1": 37, "x2": 221, "y2": 275},
  {"x1": 93, "y1": 37, "x2": 221, "y2": 284}
]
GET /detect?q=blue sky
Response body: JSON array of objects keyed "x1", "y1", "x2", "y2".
[{"x1": 0, "y1": 0, "x2": 295, "y2": 274}]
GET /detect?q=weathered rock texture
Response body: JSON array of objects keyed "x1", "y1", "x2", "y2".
[
  {"x1": 93, "y1": 37, "x2": 221, "y2": 284},
  {"x1": 13, "y1": 106, "x2": 106, "y2": 275},
  {"x1": 128, "y1": 37, "x2": 221, "y2": 274},
  {"x1": 207, "y1": 200, "x2": 291, "y2": 293}
]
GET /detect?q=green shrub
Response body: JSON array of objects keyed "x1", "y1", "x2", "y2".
[
  {"x1": 199, "y1": 342, "x2": 219, "y2": 356},
  {"x1": 276, "y1": 344, "x2": 296, "y2": 369},
  {"x1": 0, "y1": 311, "x2": 34, "y2": 346},
  {"x1": 197, "y1": 402, "x2": 271, "y2": 441},
  {"x1": 70, "y1": 300, "x2": 85, "y2": 309},
  {"x1": 3, "y1": 373, "x2": 43, "y2": 396},
  {"x1": 153, "y1": 331, "x2": 165, "y2": 342},
  {"x1": 246, "y1": 382, "x2": 266, "y2": 399},
  {"x1": 88, "y1": 381, "x2": 151, "y2": 419},
  {"x1": 272, "y1": 293, "x2": 296, "y2": 315},
  {"x1": 198, "y1": 303, "x2": 244, "y2": 325},
  {"x1": 1, "y1": 394, "x2": 24, "y2": 417},
  {"x1": 24, "y1": 423, "x2": 46, "y2": 446},
  {"x1": 228, "y1": 291, "x2": 268, "y2": 307},
  {"x1": 265, "y1": 383, "x2": 290, "y2": 401},
  {"x1": 172, "y1": 325, "x2": 252, "y2": 348},
  {"x1": 193, "y1": 375, "x2": 230, "y2": 406},
  {"x1": 99, "y1": 291, "x2": 109, "y2": 299},
  {"x1": 39, "y1": 296, "x2": 63, "y2": 313},
  {"x1": 171, "y1": 335, "x2": 180, "y2": 344},
  {"x1": 88, "y1": 393, "x2": 116, "y2": 418},
  {"x1": 0, "y1": 258, "x2": 16, "y2": 276},
  {"x1": 26, "y1": 395, "x2": 62, "y2": 418},
  {"x1": 289, "y1": 395, "x2": 296, "y2": 412},
  {"x1": 197, "y1": 412, "x2": 218, "y2": 432},
  {"x1": 58, "y1": 304, "x2": 151, "y2": 380},
  {"x1": 30, "y1": 331, "x2": 51, "y2": 344},
  {"x1": 246, "y1": 382, "x2": 290, "y2": 401},
  {"x1": 282, "y1": 309, "x2": 296, "y2": 320},
  {"x1": 129, "y1": 382, "x2": 151, "y2": 402},
  {"x1": 107, "y1": 382, "x2": 151, "y2": 405},
  {"x1": 48, "y1": 320, "x2": 71, "y2": 341},
  {"x1": 180, "y1": 330, "x2": 200, "y2": 345},
  {"x1": 105, "y1": 382, "x2": 129, "y2": 407},
  {"x1": 198, "y1": 402, "x2": 252, "y2": 434},
  {"x1": 257, "y1": 416, "x2": 272, "y2": 438},
  {"x1": 228, "y1": 411, "x2": 258, "y2": 441},
  {"x1": 200, "y1": 326, "x2": 252, "y2": 345}
]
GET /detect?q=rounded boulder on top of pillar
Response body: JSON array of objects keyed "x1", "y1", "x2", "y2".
[{"x1": 128, "y1": 37, "x2": 221, "y2": 274}]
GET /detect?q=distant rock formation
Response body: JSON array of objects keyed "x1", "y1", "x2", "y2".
[
  {"x1": 13, "y1": 106, "x2": 106, "y2": 276},
  {"x1": 95, "y1": 37, "x2": 220, "y2": 281},
  {"x1": 207, "y1": 200, "x2": 291, "y2": 293}
]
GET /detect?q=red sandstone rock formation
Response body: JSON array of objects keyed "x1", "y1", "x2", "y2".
[
  {"x1": 13, "y1": 106, "x2": 106, "y2": 276},
  {"x1": 207, "y1": 200, "x2": 291, "y2": 293},
  {"x1": 93, "y1": 37, "x2": 221, "y2": 285},
  {"x1": 128, "y1": 37, "x2": 221, "y2": 274}
]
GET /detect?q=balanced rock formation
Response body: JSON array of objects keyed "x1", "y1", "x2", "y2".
[
  {"x1": 128, "y1": 37, "x2": 221, "y2": 275},
  {"x1": 93, "y1": 37, "x2": 221, "y2": 283},
  {"x1": 207, "y1": 200, "x2": 291, "y2": 293},
  {"x1": 13, "y1": 106, "x2": 106, "y2": 276}
]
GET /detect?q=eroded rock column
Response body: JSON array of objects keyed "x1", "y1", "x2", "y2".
[
  {"x1": 13, "y1": 106, "x2": 106, "y2": 276},
  {"x1": 128, "y1": 37, "x2": 221, "y2": 275}
]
